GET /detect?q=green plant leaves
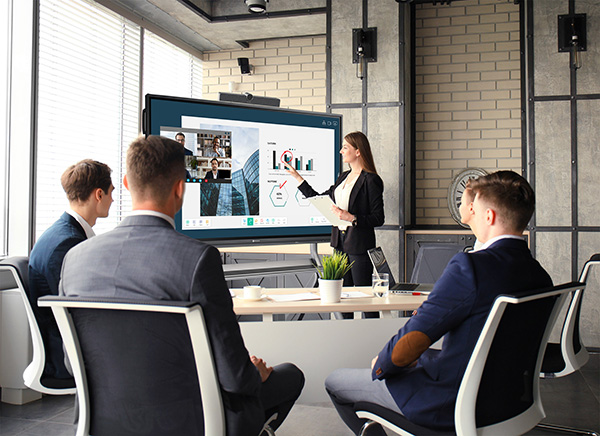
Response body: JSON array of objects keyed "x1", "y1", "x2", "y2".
[{"x1": 317, "y1": 250, "x2": 354, "y2": 280}]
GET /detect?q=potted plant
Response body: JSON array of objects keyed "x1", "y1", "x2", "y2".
[{"x1": 317, "y1": 250, "x2": 353, "y2": 303}]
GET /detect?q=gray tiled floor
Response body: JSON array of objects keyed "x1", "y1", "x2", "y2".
[{"x1": 1, "y1": 353, "x2": 598, "y2": 435}]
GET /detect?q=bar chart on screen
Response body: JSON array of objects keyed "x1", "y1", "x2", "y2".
[{"x1": 270, "y1": 148, "x2": 315, "y2": 171}]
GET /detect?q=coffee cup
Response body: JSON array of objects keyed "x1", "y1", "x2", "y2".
[{"x1": 243, "y1": 285, "x2": 263, "y2": 300}]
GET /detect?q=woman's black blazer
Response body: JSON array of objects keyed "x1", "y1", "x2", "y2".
[{"x1": 298, "y1": 170, "x2": 384, "y2": 255}]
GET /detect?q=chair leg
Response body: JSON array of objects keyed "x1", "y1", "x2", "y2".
[
  {"x1": 261, "y1": 426, "x2": 276, "y2": 436},
  {"x1": 536, "y1": 423, "x2": 599, "y2": 436},
  {"x1": 260, "y1": 412, "x2": 278, "y2": 436},
  {"x1": 359, "y1": 420, "x2": 378, "y2": 436}
]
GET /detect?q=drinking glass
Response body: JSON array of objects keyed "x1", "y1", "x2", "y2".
[{"x1": 372, "y1": 273, "x2": 389, "y2": 298}]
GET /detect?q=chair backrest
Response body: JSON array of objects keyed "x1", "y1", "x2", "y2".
[
  {"x1": 558, "y1": 254, "x2": 600, "y2": 374},
  {"x1": 455, "y1": 282, "x2": 582, "y2": 436},
  {"x1": 410, "y1": 244, "x2": 466, "y2": 284},
  {"x1": 39, "y1": 297, "x2": 225, "y2": 436},
  {"x1": 0, "y1": 257, "x2": 75, "y2": 395}
]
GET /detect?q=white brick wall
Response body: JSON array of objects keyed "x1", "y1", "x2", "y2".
[
  {"x1": 414, "y1": 0, "x2": 521, "y2": 225},
  {"x1": 202, "y1": 36, "x2": 326, "y2": 112}
]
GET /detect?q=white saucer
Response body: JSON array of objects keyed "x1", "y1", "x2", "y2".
[{"x1": 238, "y1": 294, "x2": 267, "y2": 302}]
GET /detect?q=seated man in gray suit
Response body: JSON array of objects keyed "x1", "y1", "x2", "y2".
[{"x1": 59, "y1": 135, "x2": 304, "y2": 436}]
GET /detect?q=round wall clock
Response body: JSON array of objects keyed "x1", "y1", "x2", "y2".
[{"x1": 447, "y1": 168, "x2": 488, "y2": 228}]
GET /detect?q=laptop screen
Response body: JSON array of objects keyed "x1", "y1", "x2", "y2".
[{"x1": 367, "y1": 247, "x2": 397, "y2": 287}]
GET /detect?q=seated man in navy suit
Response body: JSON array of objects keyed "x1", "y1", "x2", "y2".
[
  {"x1": 325, "y1": 170, "x2": 553, "y2": 435},
  {"x1": 29, "y1": 159, "x2": 114, "y2": 383}
]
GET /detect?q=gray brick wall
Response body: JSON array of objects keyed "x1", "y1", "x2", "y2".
[
  {"x1": 414, "y1": 0, "x2": 521, "y2": 225},
  {"x1": 202, "y1": 36, "x2": 326, "y2": 112}
]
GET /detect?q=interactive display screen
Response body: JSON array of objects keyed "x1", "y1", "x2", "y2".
[{"x1": 144, "y1": 95, "x2": 342, "y2": 245}]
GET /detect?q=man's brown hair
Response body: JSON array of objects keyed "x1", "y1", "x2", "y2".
[
  {"x1": 461, "y1": 186, "x2": 475, "y2": 206},
  {"x1": 126, "y1": 135, "x2": 185, "y2": 204},
  {"x1": 60, "y1": 159, "x2": 112, "y2": 203},
  {"x1": 468, "y1": 170, "x2": 535, "y2": 232}
]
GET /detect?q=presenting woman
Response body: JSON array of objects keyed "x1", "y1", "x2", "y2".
[{"x1": 285, "y1": 131, "x2": 384, "y2": 294}]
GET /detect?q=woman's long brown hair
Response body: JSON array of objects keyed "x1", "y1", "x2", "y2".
[{"x1": 344, "y1": 131, "x2": 377, "y2": 174}]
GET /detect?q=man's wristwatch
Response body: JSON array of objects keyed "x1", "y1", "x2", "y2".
[{"x1": 351, "y1": 217, "x2": 358, "y2": 227}]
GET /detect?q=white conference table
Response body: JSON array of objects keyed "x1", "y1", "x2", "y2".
[{"x1": 232, "y1": 287, "x2": 429, "y2": 403}]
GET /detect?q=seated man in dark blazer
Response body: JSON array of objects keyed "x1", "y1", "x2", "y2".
[
  {"x1": 59, "y1": 135, "x2": 304, "y2": 436},
  {"x1": 29, "y1": 159, "x2": 114, "y2": 382},
  {"x1": 325, "y1": 170, "x2": 553, "y2": 435},
  {"x1": 205, "y1": 157, "x2": 224, "y2": 179}
]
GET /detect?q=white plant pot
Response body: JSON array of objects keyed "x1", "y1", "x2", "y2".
[{"x1": 319, "y1": 278, "x2": 343, "y2": 303}]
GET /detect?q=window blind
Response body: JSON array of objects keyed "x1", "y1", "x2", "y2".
[
  {"x1": 36, "y1": 0, "x2": 203, "y2": 241},
  {"x1": 142, "y1": 30, "x2": 203, "y2": 100},
  {"x1": 36, "y1": 0, "x2": 140, "y2": 238}
]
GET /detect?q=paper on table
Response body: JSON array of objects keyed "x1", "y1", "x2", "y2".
[
  {"x1": 341, "y1": 291, "x2": 372, "y2": 299},
  {"x1": 308, "y1": 195, "x2": 349, "y2": 227},
  {"x1": 267, "y1": 293, "x2": 320, "y2": 302}
]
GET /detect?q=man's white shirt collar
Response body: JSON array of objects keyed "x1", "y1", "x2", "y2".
[
  {"x1": 479, "y1": 234, "x2": 524, "y2": 251},
  {"x1": 128, "y1": 210, "x2": 175, "y2": 229},
  {"x1": 66, "y1": 209, "x2": 95, "y2": 239}
]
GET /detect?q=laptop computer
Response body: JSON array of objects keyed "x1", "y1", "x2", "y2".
[{"x1": 367, "y1": 247, "x2": 420, "y2": 292}]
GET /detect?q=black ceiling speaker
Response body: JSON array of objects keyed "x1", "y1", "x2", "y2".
[
  {"x1": 238, "y1": 57, "x2": 251, "y2": 74},
  {"x1": 245, "y1": 0, "x2": 267, "y2": 14}
]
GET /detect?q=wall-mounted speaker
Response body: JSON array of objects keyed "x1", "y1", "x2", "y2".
[{"x1": 238, "y1": 57, "x2": 251, "y2": 74}]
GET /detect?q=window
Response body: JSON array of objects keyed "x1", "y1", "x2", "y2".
[
  {"x1": 143, "y1": 30, "x2": 203, "y2": 99},
  {"x1": 35, "y1": 0, "x2": 202, "y2": 239}
]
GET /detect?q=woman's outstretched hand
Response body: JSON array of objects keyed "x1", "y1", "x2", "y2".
[{"x1": 283, "y1": 161, "x2": 304, "y2": 183}]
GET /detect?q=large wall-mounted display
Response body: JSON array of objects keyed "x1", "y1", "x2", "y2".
[{"x1": 144, "y1": 95, "x2": 342, "y2": 245}]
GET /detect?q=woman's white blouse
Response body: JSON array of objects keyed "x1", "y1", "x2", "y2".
[{"x1": 334, "y1": 175, "x2": 358, "y2": 231}]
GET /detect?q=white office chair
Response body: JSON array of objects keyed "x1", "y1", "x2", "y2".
[
  {"x1": 540, "y1": 253, "x2": 599, "y2": 379},
  {"x1": 40, "y1": 296, "x2": 277, "y2": 436},
  {"x1": 0, "y1": 257, "x2": 76, "y2": 395},
  {"x1": 39, "y1": 297, "x2": 225, "y2": 436},
  {"x1": 354, "y1": 282, "x2": 582, "y2": 436},
  {"x1": 535, "y1": 254, "x2": 600, "y2": 436}
]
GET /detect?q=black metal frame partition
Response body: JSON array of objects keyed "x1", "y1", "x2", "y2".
[
  {"x1": 327, "y1": 0, "x2": 408, "y2": 278},
  {"x1": 325, "y1": 0, "x2": 600, "y2": 281},
  {"x1": 402, "y1": 0, "x2": 599, "y2": 283},
  {"x1": 525, "y1": 0, "x2": 600, "y2": 279}
]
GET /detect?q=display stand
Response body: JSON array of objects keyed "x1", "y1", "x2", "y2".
[{"x1": 222, "y1": 243, "x2": 321, "y2": 280}]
